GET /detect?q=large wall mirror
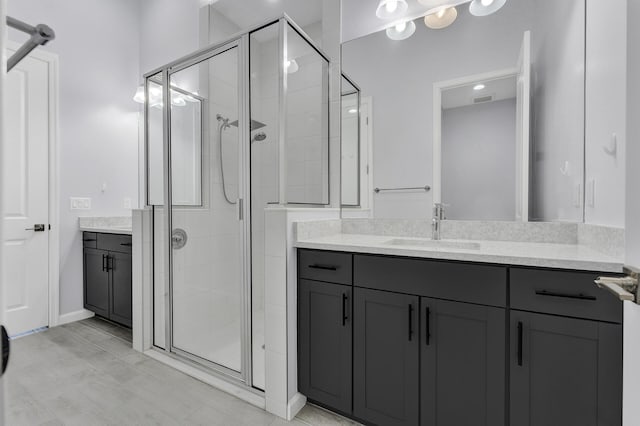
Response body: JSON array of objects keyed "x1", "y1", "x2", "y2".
[{"x1": 341, "y1": 0, "x2": 591, "y2": 223}]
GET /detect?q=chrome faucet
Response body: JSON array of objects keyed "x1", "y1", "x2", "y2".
[{"x1": 432, "y1": 203, "x2": 445, "y2": 240}]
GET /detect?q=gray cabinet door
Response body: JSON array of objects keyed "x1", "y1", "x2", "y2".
[
  {"x1": 109, "y1": 251, "x2": 132, "y2": 328},
  {"x1": 83, "y1": 248, "x2": 109, "y2": 317},
  {"x1": 420, "y1": 298, "x2": 505, "y2": 426},
  {"x1": 354, "y1": 288, "x2": 419, "y2": 426},
  {"x1": 510, "y1": 311, "x2": 622, "y2": 426},
  {"x1": 298, "y1": 279, "x2": 352, "y2": 414}
]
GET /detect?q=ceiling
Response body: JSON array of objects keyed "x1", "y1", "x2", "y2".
[
  {"x1": 210, "y1": 0, "x2": 323, "y2": 31},
  {"x1": 341, "y1": 0, "x2": 471, "y2": 42},
  {"x1": 442, "y1": 75, "x2": 517, "y2": 109}
]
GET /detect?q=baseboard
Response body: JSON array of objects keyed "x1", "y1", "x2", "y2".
[
  {"x1": 287, "y1": 392, "x2": 307, "y2": 420},
  {"x1": 57, "y1": 309, "x2": 94, "y2": 326}
]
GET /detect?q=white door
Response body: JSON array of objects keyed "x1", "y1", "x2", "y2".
[
  {"x1": 3, "y1": 44, "x2": 51, "y2": 336},
  {"x1": 515, "y1": 30, "x2": 531, "y2": 221}
]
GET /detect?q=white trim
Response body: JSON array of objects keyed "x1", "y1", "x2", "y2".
[
  {"x1": 57, "y1": 309, "x2": 94, "y2": 326},
  {"x1": 432, "y1": 67, "x2": 518, "y2": 205},
  {"x1": 6, "y1": 41, "x2": 61, "y2": 329},
  {"x1": 287, "y1": 392, "x2": 307, "y2": 421},
  {"x1": 144, "y1": 349, "x2": 266, "y2": 408}
]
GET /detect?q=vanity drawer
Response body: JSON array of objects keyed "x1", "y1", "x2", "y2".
[
  {"x1": 510, "y1": 268, "x2": 622, "y2": 323},
  {"x1": 298, "y1": 249, "x2": 353, "y2": 285},
  {"x1": 82, "y1": 232, "x2": 98, "y2": 249},
  {"x1": 97, "y1": 233, "x2": 133, "y2": 254},
  {"x1": 354, "y1": 254, "x2": 507, "y2": 307}
]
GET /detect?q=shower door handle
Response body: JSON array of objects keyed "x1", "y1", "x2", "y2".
[{"x1": 238, "y1": 198, "x2": 243, "y2": 220}]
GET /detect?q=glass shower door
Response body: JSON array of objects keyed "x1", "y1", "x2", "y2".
[{"x1": 168, "y1": 44, "x2": 246, "y2": 374}]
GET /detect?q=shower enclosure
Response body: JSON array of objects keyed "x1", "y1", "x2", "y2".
[{"x1": 143, "y1": 17, "x2": 330, "y2": 391}]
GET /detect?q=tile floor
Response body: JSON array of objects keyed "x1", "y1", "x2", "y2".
[{"x1": 5, "y1": 317, "x2": 360, "y2": 426}]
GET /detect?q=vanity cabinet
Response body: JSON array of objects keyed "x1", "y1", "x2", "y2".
[
  {"x1": 509, "y1": 268, "x2": 622, "y2": 426},
  {"x1": 297, "y1": 249, "x2": 622, "y2": 426},
  {"x1": 420, "y1": 298, "x2": 505, "y2": 426},
  {"x1": 353, "y1": 288, "x2": 419, "y2": 426},
  {"x1": 298, "y1": 279, "x2": 352, "y2": 414},
  {"x1": 83, "y1": 232, "x2": 133, "y2": 327}
]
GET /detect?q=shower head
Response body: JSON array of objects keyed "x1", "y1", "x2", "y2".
[
  {"x1": 229, "y1": 119, "x2": 267, "y2": 131},
  {"x1": 252, "y1": 132, "x2": 267, "y2": 143}
]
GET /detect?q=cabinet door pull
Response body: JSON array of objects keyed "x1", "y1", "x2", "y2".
[
  {"x1": 83, "y1": 238, "x2": 96, "y2": 242},
  {"x1": 308, "y1": 264, "x2": 338, "y2": 271},
  {"x1": 102, "y1": 254, "x2": 107, "y2": 272},
  {"x1": 107, "y1": 255, "x2": 114, "y2": 271},
  {"x1": 342, "y1": 293, "x2": 348, "y2": 326},
  {"x1": 517, "y1": 321, "x2": 523, "y2": 366},
  {"x1": 120, "y1": 242, "x2": 132, "y2": 247},
  {"x1": 408, "y1": 304, "x2": 414, "y2": 341},
  {"x1": 425, "y1": 307, "x2": 431, "y2": 345},
  {"x1": 535, "y1": 289, "x2": 596, "y2": 301}
]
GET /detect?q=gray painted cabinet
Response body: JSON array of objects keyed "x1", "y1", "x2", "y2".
[
  {"x1": 298, "y1": 279, "x2": 352, "y2": 415},
  {"x1": 510, "y1": 311, "x2": 622, "y2": 426},
  {"x1": 420, "y1": 298, "x2": 505, "y2": 426},
  {"x1": 353, "y1": 288, "x2": 419, "y2": 426},
  {"x1": 83, "y1": 232, "x2": 132, "y2": 327},
  {"x1": 297, "y1": 250, "x2": 623, "y2": 426}
]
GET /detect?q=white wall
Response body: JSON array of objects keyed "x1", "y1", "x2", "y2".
[
  {"x1": 7, "y1": 0, "x2": 141, "y2": 315},
  {"x1": 624, "y1": 1, "x2": 640, "y2": 423},
  {"x1": 442, "y1": 99, "x2": 516, "y2": 220},
  {"x1": 584, "y1": 0, "x2": 627, "y2": 228},
  {"x1": 342, "y1": 1, "x2": 536, "y2": 219}
]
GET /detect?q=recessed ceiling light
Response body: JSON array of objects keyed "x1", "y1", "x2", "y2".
[
  {"x1": 469, "y1": 0, "x2": 507, "y2": 16},
  {"x1": 473, "y1": 84, "x2": 486, "y2": 91},
  {"x1": 424, "y1": 7, "x2": 458, "y2": 30},
  {"x1": 376, "y1": 0, "x2": 408, "y2": 19},
  {"x1": 386, "y1": 20, "x2": 416, "y2": 40}
]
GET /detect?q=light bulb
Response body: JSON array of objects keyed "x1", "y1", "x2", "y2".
[
  {"x1": 469, "y1": 0, "x2": 507, "y2": 16},
  {"x1": 481, "y1": 0, "x2": 494, "y2": 5},
  {"x1": 436, "y1": 9, "x2": 446, "y2": 18},
  {"x1": 424, "y1": 7, "x2": 458, "y2": 29},
  {"x1": 474, "y1": 84, "x2": 486, "y2": 91},
  {"x1": 385, "y1": 0, "x2": 398, "y2": 13},
  {"x1": 395, "y1": 21, "x2": 407, "y2": 32},
  {"x1": 285, "y1": 58, "x2": 299, "y2": 74},
  {"x1": 386, "y1": 19, "x2": 416, "y2": 40}
]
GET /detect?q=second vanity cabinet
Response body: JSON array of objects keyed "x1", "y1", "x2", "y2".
[
  {"x1": 83, "y1": 231, "x2": 133, "y2": 327},
  {"x1": 298, "y1": 249, "x2": 622, "y2": 426}
]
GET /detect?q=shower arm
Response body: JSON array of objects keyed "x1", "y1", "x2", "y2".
[{"x1": 6, "y1": 16, "x2": 55, "y2": 72}]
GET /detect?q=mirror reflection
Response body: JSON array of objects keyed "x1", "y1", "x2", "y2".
[
  {"x1": 341, "y1": 74, "x2": 360, "y2": 207},
  {"x1": 341, "y1": 0, "x2": 586, "y2": 222}
]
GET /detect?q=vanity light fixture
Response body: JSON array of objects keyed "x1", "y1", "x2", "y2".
[
  {"x1": 376, "y1": 0, "x2": 408, "y2": 19},
  {"x1": 285, "y1": 58, "x2": 299, "y2": 74},
  {"x1": 424, "y1": 6, "x2": 458, "y2": 29},
  {"x1": 386, "y1": 19, "x2": 416, "y2": 40},
  {"x1": 469, "y1": 0, "x2": 507, "y2": 16},
  {"x1": 473, "y1": 83, "x2": 486, "y2": 90}
]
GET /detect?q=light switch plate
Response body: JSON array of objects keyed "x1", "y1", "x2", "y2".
[{"x1": 70, "y1": 197, "x2": 91, "y2": 210}]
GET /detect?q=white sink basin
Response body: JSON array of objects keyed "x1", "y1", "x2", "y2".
[{"x1": 384, "y1": 238, "x2": 481, "y2": 251}]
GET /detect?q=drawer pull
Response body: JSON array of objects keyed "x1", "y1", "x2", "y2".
[
  {"x1": 83, "y1": 238, "x2": 96, "y2": 242},
  {"x1": 120, "y1": 242, "x2": 132, "y2": 247},
  {"x1": 308, "y1": 264, "x2": 338, "y2": 271},
  {"x1": 517, "y1": 321, "x2": 523, "y2": 366},
  {"x1": 535, "y1": 290, "x2": 596, "y2": 301}
]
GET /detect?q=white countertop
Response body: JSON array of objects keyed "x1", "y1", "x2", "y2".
[
  {"x1": 79, "y1": 225, "x2": 132, "y2": 235},
  {"x1": 294, "y1": 233, "x2": 624, "y2": 273},
  {"x1": 78, "y1": 216, "x2": 132, "y2": 235}
]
